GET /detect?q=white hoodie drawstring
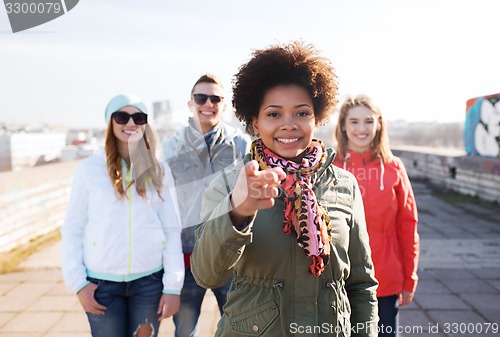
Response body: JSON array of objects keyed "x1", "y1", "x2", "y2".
[
  {"x1": 379, "y1": 157, "x2": 385, "y2": 191},
  {"x1": 343, "y1": 153, "x2": 350, "y2": 170},
  {"x1": 343, "y1": 152, "x2": 384, "y2": 191}
]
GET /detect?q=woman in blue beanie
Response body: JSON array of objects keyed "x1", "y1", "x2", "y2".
[{"x1": 61, "y1": 93, "x2": 184, "y2": 337}]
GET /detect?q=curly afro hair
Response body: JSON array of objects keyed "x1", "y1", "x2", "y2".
[{"x1": 232, "y1": 40, "x2": 338, "y2": 136}]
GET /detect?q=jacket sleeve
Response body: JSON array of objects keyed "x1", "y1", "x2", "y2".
[
  {"x1": 158, "y1": 163, "x2": 185, "y2": 294},
  {"x1": 346, "y1": 180, "x2": 379, "y2": 337},
  {"x1": 236, "y1": 134, "x2": 251, "y2": 158},
  {"x1": 161, "y1": 135, "x2": 176, "y2": 162},
  {"x1": 191, "y1": 168, "x2": 254, "y2": 289},
  {"x1": 394, "y1": 158, "x2": 420, "y2": 293},
  {"x1": 60, "y1": 162, "x2": 90, "y2": 293}
]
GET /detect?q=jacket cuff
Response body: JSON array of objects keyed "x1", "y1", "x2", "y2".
[
  {"x1": 74, "y1": 280, "x2": 90, "y2": 294},
  {"x1": 403, "y1": 278, "x2": 418, "y2": 293}
]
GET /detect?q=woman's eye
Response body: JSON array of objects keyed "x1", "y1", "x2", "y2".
[
  {"x1": 268, "y1": 112, "x2": 280, "y2": 117},
  {"x1": 297, "y1": 111, "x2": 311, "y2": 117}
]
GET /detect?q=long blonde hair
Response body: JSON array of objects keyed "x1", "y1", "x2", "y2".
[
  {"x1": 104, "y1": 119, "x2": 164, "y2": 199},
  {"x1": 335, "y1": 94, "x2": 392, "y2": 162}
]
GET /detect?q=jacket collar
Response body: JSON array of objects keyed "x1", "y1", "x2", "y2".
[
  {"x1": 173, "y1": 119, "x2": 239, "y2": 151},
  {"x1": 343, "y1": 150, "x2": 374, "y2": 165}
]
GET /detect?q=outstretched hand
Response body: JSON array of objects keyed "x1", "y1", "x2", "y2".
[{"x1": 230, "y1": 160, "x2": 286, "y2": 225}]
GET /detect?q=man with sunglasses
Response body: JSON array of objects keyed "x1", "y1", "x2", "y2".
[{"x1": 163, "y1": 74, "x2": 250, "y2": 337}]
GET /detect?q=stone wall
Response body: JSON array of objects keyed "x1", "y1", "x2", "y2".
[
  {"x1": 0, "y1": 161, "x2": 78, "y2": 254},
  {"x1": 392, "y1": 146, "x2": 500, "y2": 203}
]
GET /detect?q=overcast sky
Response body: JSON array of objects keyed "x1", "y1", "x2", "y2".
[{"x1": 0, "y1": 0, "x2": 498, "y2": 128}]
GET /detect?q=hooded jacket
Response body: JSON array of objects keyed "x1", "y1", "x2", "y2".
[
  {"x1": 333, "y1": 151, "x2": 419, "y2": 297},
  {"x1": 163, "y1": 119, "x2": 250, "y2": 259},
  {"x1": 191, "y1": 149, "x2": 378, "y2": 337},
  {"x1": 61, "y1": 148, "x2": 184, "y2": 294}
]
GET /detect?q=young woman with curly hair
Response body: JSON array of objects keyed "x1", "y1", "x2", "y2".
[
  {"x1": 61, "y1": 93, "x2": 184, "y2": 337},
  {"x1": 191, "y1": 41, "x2": 379, "y2": 337}
]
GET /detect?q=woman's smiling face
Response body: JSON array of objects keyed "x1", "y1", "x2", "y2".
[
  {"x1": 252, "y1": 84, "x2": 317, "y2": 161},
  {"x1": 111, "y1": 105, "x2": 145, "y2": 147},
  {"x1": 343, "y1": 105, "x2": 378, "y2": 153}
]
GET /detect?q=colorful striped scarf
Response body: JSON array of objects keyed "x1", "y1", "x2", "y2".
[{"x1": 250, "y1": 139, "x2": 332, "y2": 276}]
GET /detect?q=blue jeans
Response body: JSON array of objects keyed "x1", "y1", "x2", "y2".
[
  {"x1": 378, "y1": 295, "x2": 399, "y2": 337},
  {"x1": 173, "y1": 268, "x2": 230, "y2": 337},
  {"x1": 86, "y1": 270, "x2": 163, "y2": 337}
]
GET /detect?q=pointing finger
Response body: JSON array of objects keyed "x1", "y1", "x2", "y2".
[
  {"x1": 244, "y1": 160, "x2": 259, "y2": 177},
  {"x1": 258, "y1": 169, "x2": 285, "y2": 186},
  {"x1": 272, "y1": 167, "x2": 286, "y2": 180}
]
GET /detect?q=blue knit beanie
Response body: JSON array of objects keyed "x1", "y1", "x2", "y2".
[{"x1": 104, "y1": 93, "x2": 148, "y2": 123}]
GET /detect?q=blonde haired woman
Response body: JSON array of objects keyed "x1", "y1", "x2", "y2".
[
  {"x1": 61, "y1": 93, "x2": 184, "y2": 337},
  {"x1": 334, "y1": 94, "x2": 419, "y2": 337}
]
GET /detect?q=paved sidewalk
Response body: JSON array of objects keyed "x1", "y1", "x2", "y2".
[
  {"x1": 0, "y1": 247, "x2": 220, "y2": 337},
  {"x1": 0, "y1": 180, "x2": 499, "y2": 336},
  {"x1": 398, "y1": 182, "x2": 500, "y2": 337}
]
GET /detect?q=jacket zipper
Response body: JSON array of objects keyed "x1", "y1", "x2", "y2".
[{"x1": 125, "y1": 167, "x2": 132, "y2": 274}]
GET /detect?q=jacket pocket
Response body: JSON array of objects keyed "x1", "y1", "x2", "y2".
[{"x1": 230, "y1": 300, "x2": 279, "y2": 336}]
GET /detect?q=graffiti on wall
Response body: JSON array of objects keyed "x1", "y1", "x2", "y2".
[{"x1": 465, "y1": 93, "x2": 500, "y2": 157}]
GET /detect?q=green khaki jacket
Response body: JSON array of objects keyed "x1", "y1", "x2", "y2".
[{"x1": 191, "y1": 150, "x2": 378, "y2": 337}]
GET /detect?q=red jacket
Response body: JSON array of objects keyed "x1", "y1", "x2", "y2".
[{"x1": 334, "y1": 151, "x2": 419, "y2": 297}]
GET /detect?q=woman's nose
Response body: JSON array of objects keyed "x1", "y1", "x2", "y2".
[
  {"x1": 126, "y1": 117, "x2": 136, "y2": 126},
  {"x1": 280, "y1": 117, "x2": 298, "y2": 130},
  {"x1": 355, "y1": 123, "x2": 367, "y2": 131}
]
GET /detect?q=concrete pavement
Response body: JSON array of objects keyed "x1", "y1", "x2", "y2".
[
  {"x1": 0, "y1": 245, "x2": 220, "y2": 337},
  {"x1": 398, "y1": 182, "x2": 500, "y2": 337},
  {"x1": 0, "y1": 180, "x2": 499, "y2": 336}
]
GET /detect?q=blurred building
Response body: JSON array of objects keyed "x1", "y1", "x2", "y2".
[
  {"x1": 153, "y1": 100, "x2": 172, "y2": 121},
  {"x1": 0, "y1": 132, "x2": 67, "y2": 172},
  {"x1": 152, "y1": 99, "x2": 185, "y2": 138},
  {"x1": 62, "y1": 128, "x2": 102, "y2": 162}
]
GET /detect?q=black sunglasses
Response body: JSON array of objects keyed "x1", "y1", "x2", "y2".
[
  {"x1": 193, "y1": 94, "x2": 223, "y2": 105},
  {"x1": 111, "y1": 111, "x2": 148, "y2": 125}
]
